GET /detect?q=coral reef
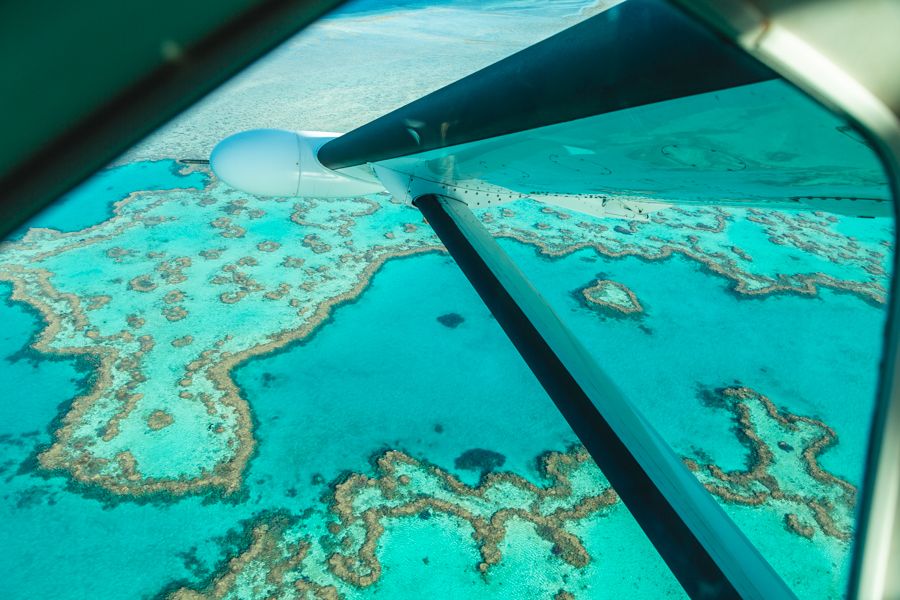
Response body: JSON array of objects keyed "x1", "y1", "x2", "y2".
[
  {"x1": 579, "y1": 279, "x2": 643, "y2": 315},
  {"x1": 686, "y1": 386, "x2": 856, "y2": 541},
  {"x1": 169, "y1": 446, "x2": 617, "y2": 599},
  {"x1": 169, "y1": 385, "x2": 858, "y2": 599},
  {"x1": 0, "y1": 175, "x2": 441, "y2": 496},
  {"x1": 481, "y1": 203, "x2": 890, "y2": 305},
  {"x1": 0, "y1": 165, "x2": 887, "y2": 501}
]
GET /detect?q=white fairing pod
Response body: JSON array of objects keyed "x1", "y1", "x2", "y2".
[
  {"x1": 211, "y1": 129, "x2": 301, "y2": 196},
  {"x1": 210, "y1": 129, "x2": 384, "y2": 197}
]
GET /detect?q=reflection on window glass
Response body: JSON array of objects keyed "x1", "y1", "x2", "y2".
[
  {"x1": 0, "y1": 1, "x2": 690, "y2": 599},
  {"x1": 473, "y1": 78, "x2": 893, "y2": 596}
]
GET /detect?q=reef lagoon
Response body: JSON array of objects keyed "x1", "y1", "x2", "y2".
[{"x1": 0, "y1": 155, "x2": 891, "y2": 599}]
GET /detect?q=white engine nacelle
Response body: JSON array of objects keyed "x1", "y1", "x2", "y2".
[{"x1": 209, "y1": 129, "x2": 385, "y2": 198}]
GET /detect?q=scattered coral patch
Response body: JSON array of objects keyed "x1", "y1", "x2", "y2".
[
  {"x1": 147, "y1": 410, "x2": 175, "y2": 431},
  {"x1": 580, "y1": 279, "x2": 643, "y2": 315}
]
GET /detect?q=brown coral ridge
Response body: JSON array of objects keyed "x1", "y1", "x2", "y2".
[
  {"x1": 579, "y1": 279, "x2": 643, "y2": 316},
  {"x1": 688, "y1": 386, "x2": 856, "y2": 541},
  {"x1": 487, "y1": 206, "x2": 887, "y2": 305},
  {"x1": 168, "y1": 447, "x2": 617, "y2": 600},
  {"x1": 0, "y1": 269, "x2": 216, "y2": 497},
  {"x1": 325, "y1": 446, "x2": 617, "y2": 588},
  {"x1": 168, "y1": 512, "x2": 336, "y2": 600}
]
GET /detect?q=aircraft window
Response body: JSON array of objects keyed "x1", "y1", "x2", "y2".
[{"x1": 2, "y1": 0, "x2": 894, "y2": 597}]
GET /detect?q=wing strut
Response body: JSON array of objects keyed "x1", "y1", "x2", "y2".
[{"x1": 414, "y1": 193, "x2": 796, "y2": 600}]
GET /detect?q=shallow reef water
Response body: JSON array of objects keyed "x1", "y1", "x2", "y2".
[{"x1": 0, "y1": 156, "x2": 891, "y2": 599}]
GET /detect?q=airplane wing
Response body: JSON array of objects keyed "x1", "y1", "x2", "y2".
[
  {"x1": 319, "y1": 0, "x2": 890, "y2": 218},
  {"x1": 211, "y1": 0, "x2": 891, "y2": 219}
]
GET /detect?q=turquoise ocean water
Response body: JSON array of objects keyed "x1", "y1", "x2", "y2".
[
  {"x1": 503, "y1": 238, "x2": 886, "y2": 593},
  {"x1": 0, "y1": 161, "x2": 679, "y2": 599},
  {"x1": 10, "y1": 160, "x2": 207, "y2": 237},
  {"x1": 0, "y1": 160, "x2": 889, "y2": 598}
]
